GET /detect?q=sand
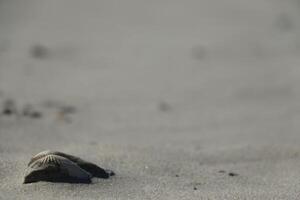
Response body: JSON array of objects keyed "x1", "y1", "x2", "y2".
[{"x1": 0, "y1": 0, "x2": 299, "y2": 199}]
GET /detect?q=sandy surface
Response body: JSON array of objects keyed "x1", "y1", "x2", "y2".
[{"x1": 0, "y1": 0, "x2": 300, "y2": 199}]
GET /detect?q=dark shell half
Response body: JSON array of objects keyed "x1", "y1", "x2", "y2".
[
  {"x1": 24, "y1": 154, "x2": 92, "y2": 184},
  {"x1": 28, "y1": 150, "x2": 114, "y2": 179},
  {"x1": 24, "y1": 150, "x2": 115, "y2": 184}
]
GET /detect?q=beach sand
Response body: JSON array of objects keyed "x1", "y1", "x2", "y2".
[{"x1": 0, "y1": 0, "x2": 299, "y2": 199}]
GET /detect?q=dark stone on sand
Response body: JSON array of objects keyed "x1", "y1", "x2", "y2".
[
  {"x1": 228, "y1": 172, "x2": 239, "y2": 177},
  {"x1": 218, "y1": 170, "x2": 226, "y2": 173},
  {"x1": 23, "y1": 105, "x2": 42, "y2": 119},
  {"x1": 2, "y1": 109, "x2": 13, "y2": 115},
  {"x1": 30, "y1": 111, "x2": 42, "y2": 119},
  {"x1": 2, "y1": 99, "x2": 17, "y2": 115}
]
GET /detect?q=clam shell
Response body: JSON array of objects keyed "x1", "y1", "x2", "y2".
[
  {"x1": 28, "y1": 150, "x2": 113, "y2": 179},
  {"x1": 24, "y1": 154, "x2": 92, "y2": 184}
]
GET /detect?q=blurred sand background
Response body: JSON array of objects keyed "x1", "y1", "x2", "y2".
[{"x1": 0, "y1": 0, "x2": 300, "y2": 199}]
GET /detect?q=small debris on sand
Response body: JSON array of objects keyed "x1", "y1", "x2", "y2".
[
  {"x1": 191, "y1": 182, "x2": 202, "y2": 190},
  {"x1": 29, "y1": 112, "x2": 42, "y2": 119},
  {"x1": 228, "y1": 172, "x2": 239, "y2": 177},
  {"x1": 2, "y1": 99, "x2": 17, "y2": 115},
  {"x1": 23, "y1": 104, "x2": 42, "y2": 119}
]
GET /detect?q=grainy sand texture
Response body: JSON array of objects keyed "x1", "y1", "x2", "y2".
[{"x1": 0, "y1": 0, "x2": 299, "y2": 199}]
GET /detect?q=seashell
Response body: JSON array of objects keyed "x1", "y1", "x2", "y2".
[
  {"x1": 28, "y1": 150, "x2": 114, "y2": 179},
  {"x1": 24, "y1": 150, "x2": 115, "y2": 184},
  {"x1": 24, "y1": 154, "x2": 92, "y2": 184}
]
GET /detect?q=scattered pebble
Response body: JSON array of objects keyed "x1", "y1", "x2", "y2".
[
  {"x1": 23, "y1": 104, "x2": 42, "y2": 119},
  {"x1": 0, "y1": 99, "x2": 76, "y2": 121},
  {"x1": 175, "y1": 174, "x2": 179, "y2": 177},
  {"x1": 228, "y1": 172, "x2": 239, "y2": 177},
  {"x1": 29, "y1": 111, "x2": 42, "y2": 119},
  {"x1": 2, "y1": 99, "x2": 17, "y2": 115},
  {"x1": 218, "y1": 170, "x2": 239, "y2": 177},
  {"x1": 42, "y1": 100, "x2": 76, "y2": 122},
  {"x1": 191, "y1": 182, "x2": 202, "y2": 190}
]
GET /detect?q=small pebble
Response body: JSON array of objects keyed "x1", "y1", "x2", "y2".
[
  {"x1": 30, "y1": 111, "x2": 42, "y2": 119},
  {"x1": 2, "y1": 99, "x2": 17, "y2": 115},
  {"x1": 3, "y1": 108, "x2": 13, "y2": 115},
  {"x1": 23, "y1": 104, "x2": 42, "y2": 119},
  {"x1": 228, "y1": 172, "x2": 239, "y2": 177}
]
